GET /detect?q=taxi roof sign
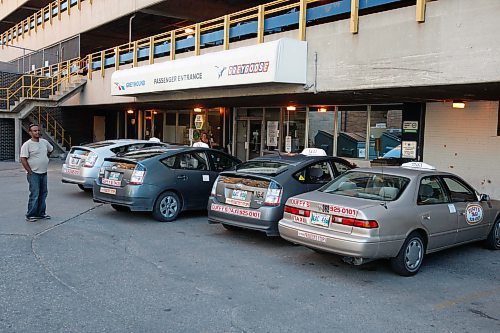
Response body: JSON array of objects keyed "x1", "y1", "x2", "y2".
[
  {"x1": 301, "y1": 148, "x2": 327, "y2": 156},
  {"x1": 401, "y1": 162, "x2": 436, "y2": 170}
]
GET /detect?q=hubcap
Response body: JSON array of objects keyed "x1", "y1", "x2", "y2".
[
  {"x1": 159, "y1": 196, "x2": 178, "y2": 218},
  {"x1": 404, "y1": 238, "x2": 423, "y2": 271}
]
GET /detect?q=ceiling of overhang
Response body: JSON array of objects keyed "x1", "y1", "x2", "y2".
[
  {"x1": 80, "y1": 0, "x2": 271, "y2": 55},
  {"x1": 62, "y1": 82, "x2": 500, "y2": 112},
  {"x1": 0, "y1": 0, "x2": 52, "y2": 33}
]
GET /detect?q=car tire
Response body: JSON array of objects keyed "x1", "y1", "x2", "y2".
[
  {"x1": 111, "y1": 204, "x2": 129, "y2": 212},
  {"x1": 221, "y1": 223, "x2": 241, "y2": 231},
  {"x1": 485, "y1": 220, "x2": 500, "y2": 250},
  {"x1": 390, "y1": 232, "x2": 426, "y2": 276},
  {"x1": 152, "y1": 191, "x2": 181, "y2": 222},
  {"x1": 78, "y1": 184, "x2": 92, "y2": 192}
]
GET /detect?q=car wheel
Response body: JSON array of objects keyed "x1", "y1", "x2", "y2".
[
  {"x1": 390, "y1": 232, "x2": 425, "y2": 276},
  {"x1": 111, "y1": 204, "x2": 129, "y2": 212},
  {"x1": 78, "y1": 184, "x2": 92, "y2": 192},
  {"x1": 152, "y1": 191, "x2": 181, "y2": 222},
  {"x1": 221, "y1": 223, "x2": 241, "y2": 231},
  {"x1": 485, "y1": 220, "x2": 500, "y2": 250}
]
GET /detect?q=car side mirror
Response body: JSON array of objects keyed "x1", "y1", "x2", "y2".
[{"x1": 479, "y1": 194, "x2": 490, "y2": 202}]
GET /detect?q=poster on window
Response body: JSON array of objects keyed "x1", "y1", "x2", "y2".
[
  {"x1": 267, "y1": 121, "x2": 278, "y2": 147},
  {"x1": 401, "y1": 141, "x2": 417, "y2": 158}
]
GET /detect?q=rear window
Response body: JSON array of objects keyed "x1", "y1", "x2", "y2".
[
  {"x1": 118, "y1": 150, "x2": 166, "y2": 161},
  {"x1": 84, "y1": 141, "x2": 115, "y2": 148},
  {"x1": 70, "y1": 148, "x2": 91, "y2": 156},
  {"x1": 320, "y1": 171, "x2": 410, "y2": 201},
  {"x1": 235, "y1": 161, "x2": 289, "y2": 175}
]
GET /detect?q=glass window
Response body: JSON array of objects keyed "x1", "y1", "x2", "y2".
[
  {"x1": 293, "y1": 168, "x2": 306, "y2": 183},
  {"x1": 307, "y1": 161, "x2": 333, "y2": 184},
  {"x1": 176, "y1": 152, "x2": 209, "y2": 170},
  {"x1": 162, "y1": 156, "x2": 176, "y2": 168},
  {"x1": 333, "y1": 161, "x2": 351, "y2": 175},
  {"x1": 320, "y1": 171, "x2": 410, "y2": 201},
  {"x1": 442, "y1": 177, "x2": 477, "y2": 202},
  {"x1": 417, "y1": 177, "x2": 449, "y2": 205},
  {"x1": 208, "y1": 151, "x2": 239, "y2": 172}
]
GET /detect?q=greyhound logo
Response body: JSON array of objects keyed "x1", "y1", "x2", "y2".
[{"x1": 215, "y1": 66, "x2": 226, "y2": 79}]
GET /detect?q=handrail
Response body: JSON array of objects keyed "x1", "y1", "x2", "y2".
[
  {"x1": 0, "y1": 0, "x2": 92, "y2": 47},
  {"x1": 35, "y1": 106, "x2": 72, "y2": 149}
]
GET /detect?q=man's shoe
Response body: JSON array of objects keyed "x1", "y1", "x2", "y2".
[
  {"x1": 39, "y1": 214, "x2": 51, "y2": 219},
  {"x1": 25, "y1": 216, "x2": 38, "y2": 222}
]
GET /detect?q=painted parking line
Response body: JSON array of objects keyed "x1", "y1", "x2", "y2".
[{"x1": 434, "y1": 286, "x2": 500, "y2": 310}]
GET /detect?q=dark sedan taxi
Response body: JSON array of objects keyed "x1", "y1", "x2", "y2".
[
  {"x1": 93, "y1": 146, "x2": 240, "y2": 222},
  {"x1": 207, "y1": 148, "x2": 356, "y2": 236}
]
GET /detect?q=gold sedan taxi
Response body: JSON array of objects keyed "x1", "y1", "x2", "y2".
[{"x1": 278, "y1": 162, "x2": 500, "y2": 276}]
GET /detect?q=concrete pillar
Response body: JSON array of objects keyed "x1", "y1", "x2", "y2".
[{"x1": 14, "y1": 117, "x2": 22, "y2": 162}]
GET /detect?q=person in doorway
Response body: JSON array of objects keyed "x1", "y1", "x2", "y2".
[
  {"x1": 200, "y1": 132, "x2": 212, "y2": 148},
  {"x1": 20, "y1": 124, "x2": 54, "y2": 222}
]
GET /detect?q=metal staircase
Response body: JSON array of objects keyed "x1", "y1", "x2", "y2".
[{"x1": 0, "y1": 58, "x2": 87, "y2": 157}]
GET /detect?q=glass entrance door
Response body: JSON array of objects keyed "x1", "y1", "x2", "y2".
[{"x1": 234, "y1": 108, "x2": 264, "y2": 161}]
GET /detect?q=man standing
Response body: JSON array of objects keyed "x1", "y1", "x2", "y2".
[{"x1": 20, "y1": 124, "x2": 54, "y2": 222}]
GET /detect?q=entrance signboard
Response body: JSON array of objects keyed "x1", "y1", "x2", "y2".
[
  {"x1": 111, "y1": 38, "x2": 307, "y2": 96},
  {"x1": 401, "y1": 141, "x2": 417, "y2": 158}
]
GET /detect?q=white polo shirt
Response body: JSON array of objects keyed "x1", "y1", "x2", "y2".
[{"x1": 20, "y1": 139, "x2": 53, "y2": 174}]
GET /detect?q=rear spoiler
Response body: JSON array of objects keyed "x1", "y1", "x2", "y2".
[{"x1": 103, "y1": 157, "x2": 139, "y2": 164}]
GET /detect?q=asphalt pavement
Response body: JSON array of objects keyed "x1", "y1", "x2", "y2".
[{"x1": 0, "y1": 160, "x2": 499, "y2": 332}]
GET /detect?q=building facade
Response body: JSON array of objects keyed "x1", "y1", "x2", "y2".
[{"x1": 1, "y1": 0, "x2": 499, "y2": 198}]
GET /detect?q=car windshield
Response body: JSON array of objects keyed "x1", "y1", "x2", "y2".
[
  {"x1": 319, "y1": 171, "x2": 410, "y2": 201},
  {"x1": 235, "y1": 160, "x2": 289, "y2": 175}
]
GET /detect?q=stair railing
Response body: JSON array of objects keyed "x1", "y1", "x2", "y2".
[{"x1": 35, "y1": 106, "x2": 72, "y2": 149}]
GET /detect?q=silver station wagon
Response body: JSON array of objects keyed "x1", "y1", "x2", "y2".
[
  {"x1": 62, "y1": 140, "x2": 166, "y2": 191},
  {"x1": 278, "y1": 162, "x2": 500, "y2": 276}
]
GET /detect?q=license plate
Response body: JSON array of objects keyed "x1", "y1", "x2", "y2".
[
  {"x1": 99, "y1": 187, "x2": 116, "y2": 195},
  {"x1": 69, "y1": 157, "x2": 80, "y2": 166},
  {"x1": 63, "y1": 167, "x2": 80, "y2": 175},
  {"x1": 231, "y1": 189, "x2": 247, "y2": 200},
  {"x1": 102, "y1": 178, "x2": 121, "y2": 187},
  {"x1": 108, "y1": 172, "x2": 121, "y2": 180},
  {"x1": 310, "y1": 212, "x2": 331, "y2": 227}
]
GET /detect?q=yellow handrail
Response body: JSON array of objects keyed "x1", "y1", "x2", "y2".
[{"x1": 35, "y1": 106, "x2": 72, "y2": 149}]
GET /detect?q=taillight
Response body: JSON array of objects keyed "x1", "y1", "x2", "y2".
[
  {"x1": 211, "y1": 176, "x2": 220, "y2": 196},
  {"x1": 284, "y1": 205, "x2": 311, "y2": 217},
  {"x1": 84, "y1": 152, "x2": 98, "y2": 167},
  {"x1": 130, "y1": 164, "x2": 146, "y2": 185},
  {"x1": 264, "y1": 181, "x2": 282, "y2": 206},
  {"x1": 331, "y1": 216, "x2": 378, "y2": 229}
]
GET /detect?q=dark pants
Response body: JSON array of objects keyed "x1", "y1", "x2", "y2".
[{"x1": 26, "y1": 172, "x2": 48, "y2": 218}]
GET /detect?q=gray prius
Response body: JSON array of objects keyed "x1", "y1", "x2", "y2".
[
  {"x1": 208, "y1": 149, "x2": 355, "y2": 236},
  {"x1": 62, "y1": 139, "x2": 166, "y2": 191},
  {"x1": 93, "y1": 146, "x2": 240, "y2": 222},
  {"x1": 278, "y1": 162, "x2": 500, "y2": 276}
]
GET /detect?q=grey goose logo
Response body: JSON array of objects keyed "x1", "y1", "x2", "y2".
[{"x1": 215, "y1": 65, "x2": 226, "y2": 79}]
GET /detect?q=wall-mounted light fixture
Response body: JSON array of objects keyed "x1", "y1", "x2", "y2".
[
  {"x1": 452, "y1": 100, "x2": 466, "y2": 109},
  {"x1": 153, "y1": 111, "x2": 158, "y2": 115},
  {"x1": 194, "y1": 107, "x2": 202, "y2": 113},
  {"x1": 318, "y1": 107, "x2": 327, "y2": 113},
  {"x1": 127, "y1": 109, "x2": 134, "y2": 114},
  {"x1": 286, "y1": 105, "x2": 296, "y2": 111}
]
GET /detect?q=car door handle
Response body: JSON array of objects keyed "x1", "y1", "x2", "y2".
[
  {"x1": 422, "y1": 214, "x2": 431, "y2": 220},
  {"x1": 177, "y1": 175, "x2": 187, "y2": 180}
]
